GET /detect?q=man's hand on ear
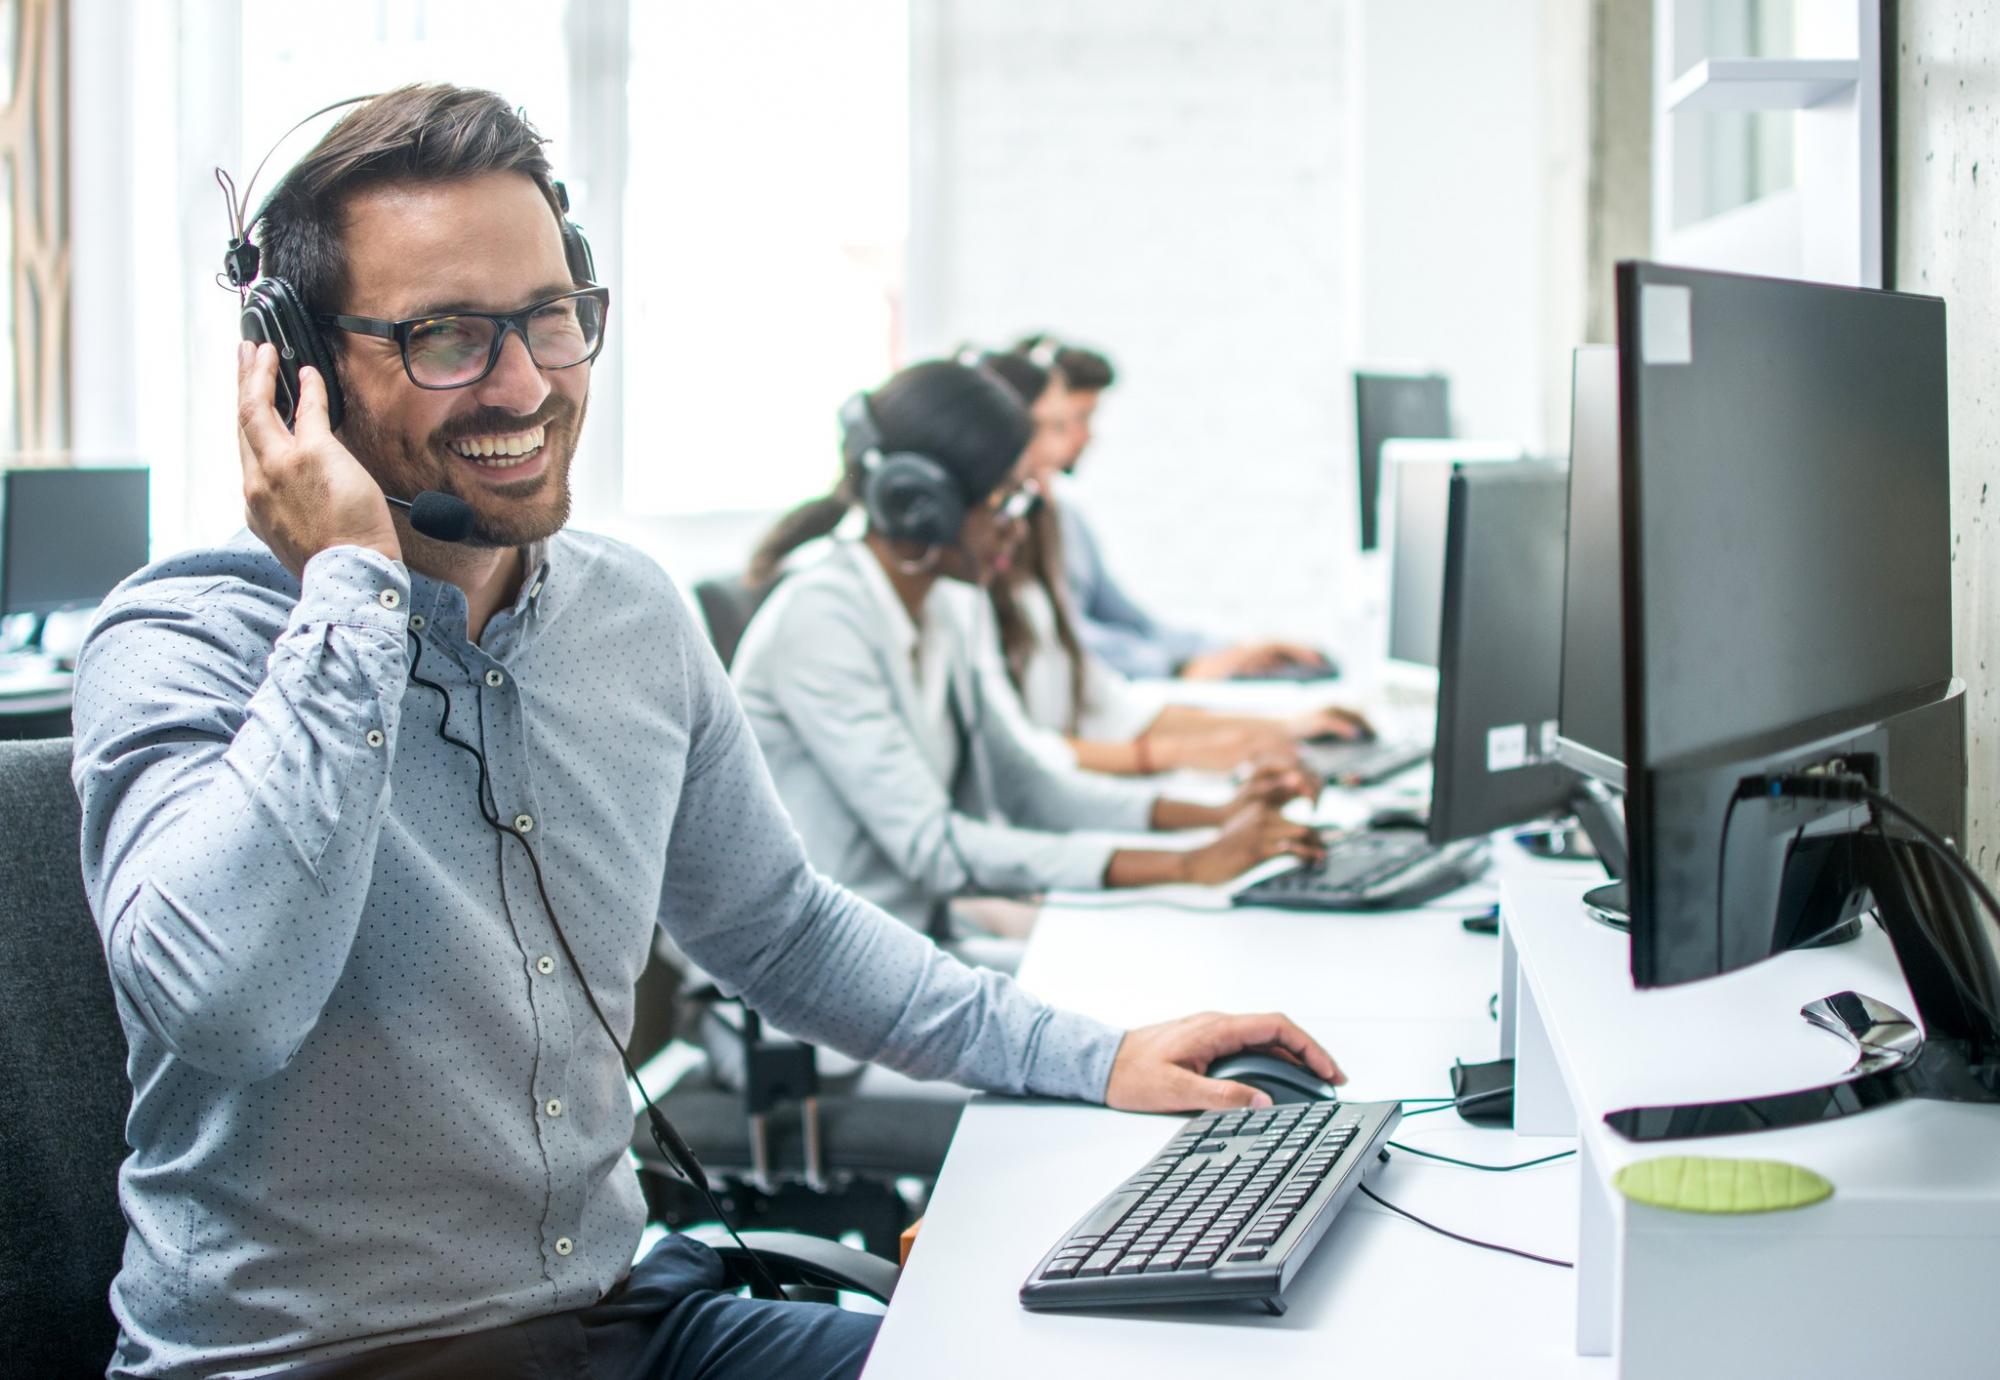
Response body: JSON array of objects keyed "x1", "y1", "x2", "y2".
[{"x1": 237, "y1": 343, "x2": 401, "y2": 578}]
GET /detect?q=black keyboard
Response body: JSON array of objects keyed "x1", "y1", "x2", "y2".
[
  {"x1": 1020, "y1": 1099, "x2": 1400, "y2": 1314},
  {"x1": 1234, "y1": 829, "x2": 1489, "y2": 911},
  {"x1": 1303, "y1": 737, "x2": 1430, "y2": 784}
]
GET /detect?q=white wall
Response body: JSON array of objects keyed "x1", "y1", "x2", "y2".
[
  {"x1": 1350, "y1": 2, "x2": 1547, "y2": 450},
  {"x1": 907, "y1": 0, "x2": 1549, "y2": 661},
  {"x1": 909, "y1": 0, "x2": 1355, "y2": 648},
  {"x1": 1896, "y1": 2, "x2": 2000, "y2": 881}
]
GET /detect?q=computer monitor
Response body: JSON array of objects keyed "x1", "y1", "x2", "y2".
[
  {"x1": 1427, "y1": 462, "x2": 1577, "y2": 846},
  {"x1": 0, "y1": 467, "x2": 150, "y2": 619},
  {"x1": 1384, "y1": 442, "x2": 1525, "y2": 672},
  {"x1": 1385, "y1": 455, "x2": 1450, "y2": 670},
  {"x1": 1354, "y1": 371, "x2": 1449, "y2": 552},
  {"x1": 1606, "y1": 262, "x2": 1996, "y2": 1141},
  {"x1": 1553, "y1": 346, "x2": 1624, "y2": 787}
]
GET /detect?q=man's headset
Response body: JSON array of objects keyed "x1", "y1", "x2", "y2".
[
  {"x1": 839, "y1": 390, "x2": 968, "y2": 551},
  {"x1": 217, "y1": 94, "x2": 599, "y2": 545}
]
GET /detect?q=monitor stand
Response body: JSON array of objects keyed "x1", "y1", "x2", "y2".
[
  {"x1": 1558, "y1": 780, "x2": 1632, "y2": 930},
  {"x1": 1605, "y1": 839, "x2": 2000, "y2": 1141}
]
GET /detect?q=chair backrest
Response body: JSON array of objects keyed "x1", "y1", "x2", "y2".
[
  {"x1": 0, "y1": 737, "x2": 129, "y2": 1377},
  {"x1": 692, "y1": 576, "x2": 769, "y2": 670}
]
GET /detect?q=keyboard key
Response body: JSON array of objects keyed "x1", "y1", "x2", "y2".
[
  {"x1": 1111, "y1": 1257, "x2": 1149, "y2": 1275},
  {"x1": 1145, "y1": 1255, "x2": 1182, "y2": 1273},
  {"x1": 1041, "y1": 1260, "x2": 1081, "y2": 1279},
  {"x1": 1229, "y1": 1248, "x2": 1268, "y2": 1262},
  {"x1": 1078, "y1": 1250, "x2": 1120, "y2": 1277}
]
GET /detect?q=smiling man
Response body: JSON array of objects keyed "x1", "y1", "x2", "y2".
[{"x1": 69, "y1": 86, "x2": 1343, "y2": 1380}]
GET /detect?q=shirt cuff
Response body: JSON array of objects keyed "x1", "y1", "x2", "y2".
[
  {"x1": 1026, "y1": 1005, "x2": 1127, "y2": 1102},
  {"x1": 294, "y1": 545, "x2": 412, "y2": 639}
]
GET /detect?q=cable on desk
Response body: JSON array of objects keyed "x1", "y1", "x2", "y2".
[
  {"x1": 1356, "y1": 1183, "x2": 1574, "y2": 1269},
  {"x1": 1396, "y1": 1086, "x2": 1512, "y2": 1118},
  {"x1": 1385, "y1": 1141, "x2": 1576, "y2": 1172}
]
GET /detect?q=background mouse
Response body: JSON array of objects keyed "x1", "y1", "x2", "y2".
[
  {"x1": 1365, "y1": 805, "x2": 1429, "y2": 831},
  {"x1": 1207, "y1": 1051, "x2": 1340, "y2": 1104}
]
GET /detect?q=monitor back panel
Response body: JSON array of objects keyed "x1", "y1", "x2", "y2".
[
  {"x1": 1, "y1": 467, "x2": 150, "y2": 617},
  {"x1": 1557, "y1": 345, "x2": 1624, "y2": 774},
  {"x1": 1430, "y1": 462, "x2": 1573, "y2": 844}
]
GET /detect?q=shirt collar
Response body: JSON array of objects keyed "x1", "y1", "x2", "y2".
[
  {"x1": 408, "y1": 538, "x2": 556, "y2": 656},
  {"x1": 843, "y1": 538, "x2": 919, "y2": 663}
]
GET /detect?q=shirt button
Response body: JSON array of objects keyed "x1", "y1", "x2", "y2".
[
  {"x1": 554, "y1": 1237, "x2": 574, "y2": 1257},
  {"x1": 365, "y1": 729, "x2": 385, "y2": 749},
  {"x1": 513, "y1": 813, "x2": 535, "y2": 834},
  {"x1": 536, "y1": 955, "x2": 555, "y2": 976},
  {"x1": 378, "y1": 588, "x2": 402, "y2": 610},
  {"x1": 530, "y1": 581, "x2": 544, "y2": 599},
  {"x1": 544, "y1": 1098, "x2": 563, "y2": 1118},
  {"x1": 485, "y1": 669, "x2": 505, "y2": 688},
  {"x1": 409, "y1": 614, "x2": 427, "y2": 631}
]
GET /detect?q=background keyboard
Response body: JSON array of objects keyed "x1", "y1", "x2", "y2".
[
  {"x1": 1303, "y1": 737, "x2": 1431, "y2": 784},
  {"x1": 1020, "y1": 1099, "x2": 1400, "y2": 1314},
  {"x1": 1234, "y1": 830, "x2": 1489, "y2": 911}
]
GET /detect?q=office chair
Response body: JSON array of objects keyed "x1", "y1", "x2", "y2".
[
  {"x1": 0, "y1": 740, "x2": 900, "y2": 1379},
  {"x1": 629, "y1": 943, "x2": 965, "y2": 1262},
  {"x1": 692, "y1": 575, "x2": 769, "y2": 670}
]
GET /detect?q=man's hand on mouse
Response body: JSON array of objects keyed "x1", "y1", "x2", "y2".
[{"x1": 1105, "y1": 1012, "x2": 1345, "y2": 1112}]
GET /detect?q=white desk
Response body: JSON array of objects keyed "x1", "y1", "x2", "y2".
[
  {"x1": 1501, "y1": 872, "x2": 2000, "y2": 1377},
  {"x1": 864, "y1": 844, "x2": 1615, "y2": 1379}
]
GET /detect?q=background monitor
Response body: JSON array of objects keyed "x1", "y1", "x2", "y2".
[
  {"x1": 1616, "y1": 263, "x2": 1958, "y2": 990},
  {"x1": 1383, "y1": 441, "x2": 1524, "y2": 670},
  {"x1": 1, "y1": 467, "x2": 151, "y2": 618},
  {"x1": 1428, "y1": 461, "x2": 1574, "y2": 845},
  {"x1": 1554, "y1": 345, "x2": 1624, "y2": 787},
  {"x1": 1354, "y1": 370, "x2": 1450, "y2": 552},
  {"x1": 1385, "y1": 455, "x2": 1451, "y2": 669}
]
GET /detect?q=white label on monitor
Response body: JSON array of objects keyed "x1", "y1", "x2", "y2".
[
  {"x1": 1641, "y1": 284, "x2": 1693, "y2": 365},
  {"x1": 1487, "y1": 723, "x2": 1528, "y2": 773},
  {"x1": 1539, "y1": 719, "x2": 1560, "y2": 760}
]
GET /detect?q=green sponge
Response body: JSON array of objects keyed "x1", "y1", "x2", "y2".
[{"x1": 1613, "y1": 1156, "x2": 1833, "y2": 1214}]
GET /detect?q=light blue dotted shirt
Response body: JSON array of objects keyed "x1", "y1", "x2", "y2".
[{"x1": 70, "y1": 529, "x2": 1124, "y2": 1379}]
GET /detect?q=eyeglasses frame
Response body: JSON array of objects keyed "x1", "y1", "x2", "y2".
[{"x1": 316, "y1": 285, "x2": 612, "y2": 392}]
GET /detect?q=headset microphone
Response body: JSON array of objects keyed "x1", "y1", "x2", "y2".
[{"x1": 384, "y1": 491, "x2": 477, "y2": 543}]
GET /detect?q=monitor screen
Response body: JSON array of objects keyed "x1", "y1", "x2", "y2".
[
  {"x1": 1555, "y1": 346, "x2": 1624, "y2": 783},
  {"x1": 1622, "y1": 267, "x2": 1952, "y2": 765},
  {"x1": 1428, "y1": 462, "x2": 1573, "y2": 845},
  {"x1": 1354, "y1": 372, "x2": 1449, "y2": 552},
  {"x1": 1386, "y1": 455, "x2": 1452, "y2": 668},
  {"x1": 1, "y1": 467, "x2": 151, "y2": 617}
]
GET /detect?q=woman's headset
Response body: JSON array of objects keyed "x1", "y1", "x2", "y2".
[
  {"x1": 840, "y1": 390, "x2": 968, "y2": 551},
  {"x1": 218, "y1": 94, "x2": 598, "y2": 434}
]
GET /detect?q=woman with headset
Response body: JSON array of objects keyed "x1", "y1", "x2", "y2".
[
  {"x1": 732, "y1": 359, "x2": 1324, "y2": 948},
  {"x1": 974, "y1": 349, "x2": 1371, "y2": 777}
]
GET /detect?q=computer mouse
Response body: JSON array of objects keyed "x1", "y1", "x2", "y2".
[
  {"x1": 1366, "y1": 805, "x2": 1430, "y2": 831},
  {"x1": 1207, "y1": 1051, "x2": 1340, "y2": 1105}
]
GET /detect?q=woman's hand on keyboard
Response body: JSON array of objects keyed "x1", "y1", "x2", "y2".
[
  {"x1": 1179, "y1": 804, "x2": 1323, "y2": 885},
  {"x1": 1105, "y1": 1012, "x2": 1345, "y2": 1112}
]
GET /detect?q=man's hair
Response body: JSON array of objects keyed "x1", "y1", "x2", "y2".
[
  {"x1": 256, "y1": 83, "x2": 564, "y2": 317},
  {"x1": 1014, "y1": 333, "x2": 1116, "y2": 392}
]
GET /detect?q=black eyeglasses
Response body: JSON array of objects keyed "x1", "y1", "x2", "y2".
[{"x1": 318, "y1": 286, "x2": 611, "y2": 391}]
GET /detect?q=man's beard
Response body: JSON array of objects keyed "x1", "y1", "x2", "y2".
[{"x1": 339, "y1": 387, "x2": 585, "y2": 550}]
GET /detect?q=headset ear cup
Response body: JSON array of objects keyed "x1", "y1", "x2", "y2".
[
  {"x1": 863, "y1": 453, "x2": 967, "y2": 550},
  {"x1": 243, "y1": 279, "x2": 343, "y2": 431},
  {"x1": 563, "y1": 220, "x2": 596, "y2": 285}
]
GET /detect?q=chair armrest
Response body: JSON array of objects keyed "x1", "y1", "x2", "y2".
[{"x1": 689, "y1": 1227, "x2": 902, "y2": 1303}]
